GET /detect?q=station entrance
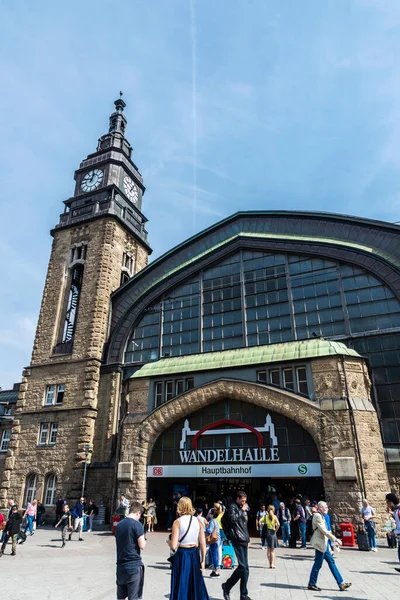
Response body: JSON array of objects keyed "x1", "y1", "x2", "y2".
[
  {"x1": 148, "y1": 476, "x2": 324, "y2": 529},
  {"x1": 147, "y1": 398, "x2": 324, "y2": 529}
]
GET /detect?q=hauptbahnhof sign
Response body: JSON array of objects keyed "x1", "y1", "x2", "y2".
[{"x1": 149, "y1": 401, "x2": 321, "y2": 479}]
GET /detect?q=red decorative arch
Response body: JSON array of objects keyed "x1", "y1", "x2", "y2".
[{"x1": 191, "y1": 419, "x2": 264, "y2": 449}]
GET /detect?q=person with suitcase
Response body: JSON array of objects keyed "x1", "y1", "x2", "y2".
[{"x1": 307, "y1": 501, "x2": 351, "y2": 592}]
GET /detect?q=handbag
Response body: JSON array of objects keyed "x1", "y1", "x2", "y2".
[
  {"x1": 167, "y1": 516, "x2": 193, "y2": 563},
  {"x1": 205, "y1": 521, "x2": 219, "y2": 545},
  {"x1": 0, "y1": 522, "x2": 6, "y2": 531}
]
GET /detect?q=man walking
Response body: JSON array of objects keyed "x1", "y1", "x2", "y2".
[
  {"x1": 115, "y1": 501, "x2": 146, "y2": 600},
  {"x1": 385, "y1": 493, "x2": 400, "y2": 572},
  {"x1": 308, "y1": 501, "x2": 351, "y2": 592},
  {"x1": 70, "y1": 496, "x2": 86, "y2": 541},
  {"x1": 222, "y1": 491, "x2": 252, "y2": 600},
  {"x1": 293, "y1": 497, "x2": 307, "y2": 548}
]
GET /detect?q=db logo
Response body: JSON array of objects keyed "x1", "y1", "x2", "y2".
[{"x1": 153, "y1": 467, "x2": 163, "y2": 476}]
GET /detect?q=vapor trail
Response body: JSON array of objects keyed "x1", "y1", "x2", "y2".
[{"x1": 190, "y1": 0, "x2": 197, "y2": 234}]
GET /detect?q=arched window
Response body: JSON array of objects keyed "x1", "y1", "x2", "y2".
[
  {"x1": 44, "y1": 474, "x2": 57, "y2": 506},
  {"x1": 62, "y1": 264, "x2": 84, "y2": 343},
  {"x1": 24, "y1": 473, "x2": 37, "y2": 506}
]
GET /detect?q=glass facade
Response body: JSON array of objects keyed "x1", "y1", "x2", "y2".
[
  {"x1": 150, "y1": 399, "x2": 319, "y2": 465},
  {"x1": 125, "y1": 250, "x2": 400, "y2": 445}
]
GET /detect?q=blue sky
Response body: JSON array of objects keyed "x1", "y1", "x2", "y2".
[{"x1": 1, "y1": 0, "x2": 400, "y2": 388}]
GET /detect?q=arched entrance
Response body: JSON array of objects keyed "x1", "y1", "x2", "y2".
[
  {"x1": 120, "y1": 379, "x2": 353, "y2": 516},
  {"x1": 148, "y1": 398, "x2": 324, "y2": 521}
]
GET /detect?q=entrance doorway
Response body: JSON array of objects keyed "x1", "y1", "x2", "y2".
[{"x1": 148, "y1": 476, "x2": 324, "y2": 530}]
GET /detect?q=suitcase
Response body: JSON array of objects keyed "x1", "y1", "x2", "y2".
[
  {"x1": 357, "y1": 530, "x2": 369, "y2": 551},
  {"x1": 221, "y1": 539, "x2": 235, "y2": 569}
]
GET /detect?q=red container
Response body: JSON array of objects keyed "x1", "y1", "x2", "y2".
[
  {"x1": 112, "y1": 515, "x2": 121, "y2": 535},
  {"x1": 340, "y1": 523, "x2": 356, "y2": 546}
]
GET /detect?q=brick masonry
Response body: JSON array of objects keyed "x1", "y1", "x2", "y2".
[
  {"x1": 0, "y1": 216, "x2": 148, "y2": 509},
  {"x1": 118, "y1": 357, "x2": 391, "y2": 533}
]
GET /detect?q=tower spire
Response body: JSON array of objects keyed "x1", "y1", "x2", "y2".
[{"x1": 108, "y1": 95, "x2": 127, "y2": 136}]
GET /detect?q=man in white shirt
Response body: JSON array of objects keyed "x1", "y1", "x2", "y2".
[{"x1": 308, "y1": 501, "x2": 351, "y2": 592}]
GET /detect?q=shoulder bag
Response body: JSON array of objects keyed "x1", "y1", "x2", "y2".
[
  {"x1": 167, "y1": 516, "x2": 193, "y2": 563},
  {"x1": 205, "y1": 520, "x2": 219, "y2": 545}
]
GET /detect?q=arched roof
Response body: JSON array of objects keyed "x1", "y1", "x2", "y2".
[{"x1": 107, "y1": 210, "x2": 400, "y2": 365}]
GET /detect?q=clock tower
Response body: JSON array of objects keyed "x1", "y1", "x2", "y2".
[
  {"x1": 59, "y1": 96, "x2": 149, "y2": 244},
  {"x1": 1, "y1": 99, "x2": 152, "y2": 507}
]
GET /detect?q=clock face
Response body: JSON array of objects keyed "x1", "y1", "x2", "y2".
[
  {"x1": 81, "y1": 169, "x2": 104, "y2": 192},
  {"x1": 123, "y1": 176, "x2": 139, "y2": 203}
]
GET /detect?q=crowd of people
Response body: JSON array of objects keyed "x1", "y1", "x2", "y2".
[
  {"x1": 0, "y1": 495, "x2": 99, "y2": 556},
  {"x1": 115, "y1": 490, "x2": 400, "y2": 600}
]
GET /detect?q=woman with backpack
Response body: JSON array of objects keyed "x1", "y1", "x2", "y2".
[{"x1": 206, "y1": 508, "x2": 221, "y2": 578}]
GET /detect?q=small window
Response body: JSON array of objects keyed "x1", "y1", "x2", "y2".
[
  {"x1": 44, "y1": 474, "x2": 57, "y2": 506},
  {"x1": 56, "y1": 385, "x2": 65, "y2": 404},
  {"x1": 45, "y1": 384, "x2": 65, "y2": 406},
  {"x1": 70, "y1": 243, "x2": 87, "y2": 265},
  {"x1": 49, "y1": 424, "x2": 58, "y2": 445},
  {"x1": 4, "y1": 407, "x2": 12, "y2": 416},
  {"x1": 257, "y1": 371, "x2": 267, "y2": 383},
  {"x1": 24, "y1": 474, "x2": 37, "y2": 506},
  {"x1": 155, "y1": 382, "x2": 163, "y2": 407},
  {"x1": 0, "y1": 429, "x2": 11, "y2": 452},
  {"x1": 120, "y1": 271, "x2": 130, "y2": 286},
  {"x1": 296, "y1": 367, "x2": 309, "y2": 396},
  {"x1": 269, "y1": 370, "x2": 280, "y2": 386},
  {"x1": 283, "y1": 369, "x2": 294, "y2": 391},
  {"x1": 45, "y1": 385, "x2": 55, "y2": 405},
  {"x1": 176, "y1": 380, "x2": 184, "y2": 395},
  {"x1": 39, "y1": 423, "x2": 49, "y2": 445},
  {"x1": 165, "y1": 381, "x2": 174, "y2": 402},
  {"x1": 186, "y1": 378, "x2": 194, "y2": 391}
]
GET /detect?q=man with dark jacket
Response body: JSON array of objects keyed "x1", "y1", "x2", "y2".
[
  {"x1": 0, "y1": 505, "x2": 23, "y2": 556},
  {"x1": 222, "y1": 491, "x2": 252, "y2": 600}
]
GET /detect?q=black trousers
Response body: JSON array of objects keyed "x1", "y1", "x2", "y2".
[{"x1": 225, "y1": 544, "x2": 249, "y2": 597}]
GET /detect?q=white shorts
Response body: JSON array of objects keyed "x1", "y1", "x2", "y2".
[{"x1": 74, "y1": 517, "x2": 84, "y2": 531}]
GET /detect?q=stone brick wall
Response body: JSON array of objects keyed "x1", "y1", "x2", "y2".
[
  {"x1": 387, "y1": 464, "x2": 400, "y2": 494},
  {"x1": 32, "y1": 218, "x2": 148, "y2": 365},
  {"x1": 0, "y1": 216, "x2": 149, "y2": 509},
  {"x1": 118, "y1": 358, "x2": 390, "y2": 533}
]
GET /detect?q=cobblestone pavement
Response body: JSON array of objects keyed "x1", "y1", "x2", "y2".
[{"x1": 1, "y1": 528, "x2": 399, "y2": 600}]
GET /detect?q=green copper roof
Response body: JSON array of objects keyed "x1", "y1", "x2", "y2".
[
  {"x1": 133, "y1": 231, "x2": 400, "y2": 305},
  {"x1": 131, "y1": 339, "x2": 360, "y2": 379}
]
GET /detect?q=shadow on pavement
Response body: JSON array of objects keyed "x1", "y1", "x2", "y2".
[
  {"x1": 261, "y1": 582, "x2": 305, "y2": 589},
  {"x1": 352, "y1": 570, "x2": 398, "y2": 576},
  {"x1": 38, "y1": 544, "x2": 61, "y2": 548},
  {"x1": 279, "y1": 555, "x2": 313, "y2": 560}
]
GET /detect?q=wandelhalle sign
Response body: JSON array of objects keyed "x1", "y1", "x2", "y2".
[{"x1": 148, "y1": 415, "x2": 322, "y2": 478}]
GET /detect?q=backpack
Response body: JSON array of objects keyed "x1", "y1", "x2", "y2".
[{"x1": 221, "y1": 508, "x2": 231, "y2": 540}]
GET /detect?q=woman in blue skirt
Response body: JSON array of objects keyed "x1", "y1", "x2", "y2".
[{"x1": 168, "y1": 496, "x2": 209, "y2": 600}]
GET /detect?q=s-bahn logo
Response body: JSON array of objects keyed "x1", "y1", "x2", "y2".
[{"x1": 179, "y1": 415, "x2": 279, "y2": 464}]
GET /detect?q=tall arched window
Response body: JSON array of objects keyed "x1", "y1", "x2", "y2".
[
  {"x1": 62, "y1": 264, "x2": 84, "y2": 343},
  {"x1": 24, "y1": 473, "x2": 37, "y2": 506},
  {"x1": 44, "y1": 474, "x2": 57, "y2": 506}
]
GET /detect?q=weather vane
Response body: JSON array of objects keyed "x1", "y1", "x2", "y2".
[{"x1": 119, "y1": 90, "x2": 123, "y2": 98}]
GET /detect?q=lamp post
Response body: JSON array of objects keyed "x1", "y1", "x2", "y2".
[{"x1": 81, "y1": 444, "x2": 92, "y2": 498}]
